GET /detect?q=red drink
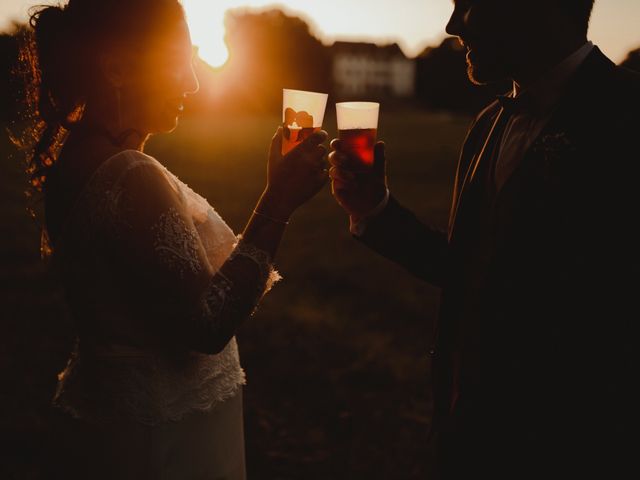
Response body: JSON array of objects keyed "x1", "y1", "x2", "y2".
[{"x1": 338, "y1": 128, "x2": 377, "y2": 166}]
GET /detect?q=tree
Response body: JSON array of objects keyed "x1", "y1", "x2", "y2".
[{"x1": 220, "y1": 9, "x2": 331, "y2": 110}]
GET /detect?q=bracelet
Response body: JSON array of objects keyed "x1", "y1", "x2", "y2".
[{"x1": 253, "y1": 209, "x2": 290, "y2": 225}]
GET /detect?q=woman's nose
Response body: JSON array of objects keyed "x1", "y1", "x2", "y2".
[{"x1": 184, "y1": 63, "x2": 199, "y2": 95}]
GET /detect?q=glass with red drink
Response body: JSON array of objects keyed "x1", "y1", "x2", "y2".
[{"x1": 336, "y1": 102, "x2": 380, "y2": 167}]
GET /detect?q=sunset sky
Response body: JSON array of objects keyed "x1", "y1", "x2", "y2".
[{"x1": 1, "y1": 0, "x2": 638, "y2": 68}]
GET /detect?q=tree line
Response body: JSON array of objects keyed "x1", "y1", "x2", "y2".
[{"x1": 2, "y1": 9, "x2": 639, "y2": 121}]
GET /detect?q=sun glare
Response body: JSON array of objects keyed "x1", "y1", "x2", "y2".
[
  {"x1": 183, "y1": 1, "x2": 230, "y2": 68},
  {"x1": 182, "y1": 0, "x2": 326, "y2": 69},
  {"x1": 196, "y1": 35, "x2": 229, "y2": 69},
  {"x1": 181, "y1": 0, "x2": 449, "y2": 70}
]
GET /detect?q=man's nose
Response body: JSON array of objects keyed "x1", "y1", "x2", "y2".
[{"x1": 445, "y1": 8, "x2": 464, "y2": 37}]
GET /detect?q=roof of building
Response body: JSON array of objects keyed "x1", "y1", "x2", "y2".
[{"x1": 329, "y1": 41, "x2": 408, "y2": 59}]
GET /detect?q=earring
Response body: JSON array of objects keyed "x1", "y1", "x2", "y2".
[{"x1": 115, "y1": 87, "x2": 122, "y2": 132}]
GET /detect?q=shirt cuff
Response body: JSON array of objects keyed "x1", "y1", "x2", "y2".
[{"x1": 349, "y1": 188, "x2": 390, "y2": 237}]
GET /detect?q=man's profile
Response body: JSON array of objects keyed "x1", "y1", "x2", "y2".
[{"x1": 329, "y1": 1, "x2": 639, "y2": 477}]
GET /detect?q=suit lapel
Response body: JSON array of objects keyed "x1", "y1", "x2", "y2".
[
  {"x1": 491, "y1": 47, "x2": 615, "y2": 209},
  {"x1": 448, "y1": 105, "x2": 504, "y2": 240}
]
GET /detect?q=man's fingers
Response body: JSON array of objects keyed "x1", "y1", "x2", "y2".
[
  {"x1": 328, "y1": 150, "x2": 362, "y2": 170},
  {"x1": 331, "y1": 179, "x2": 353, "y2": 195},
  {"x1": 328, "y1": 149, "x2": 348, "y2": 167},
  {"x1": 329, "y1": 166, "x2": 356, "y2": 183}
]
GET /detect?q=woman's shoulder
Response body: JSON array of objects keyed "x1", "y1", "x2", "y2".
[
  {"x1": 57, "y1": 145, "x2": 161, "y2": 195},
  {"x1": 68, "y1": 148, "x2": 175, "y2": 213},
  {"x1": 106, "y1": 149, "x2": 162, "y2": 175},
  {"x1": 102, "y1": 151, "x2": 186, "y2": 209},
  {"x1": 86, "y1": 149, "x2": 177, "y2": 193}
]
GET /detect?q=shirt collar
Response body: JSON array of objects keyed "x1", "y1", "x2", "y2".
[{"x1": 511, "y1": 41, "x2": 595, "y2": 115}]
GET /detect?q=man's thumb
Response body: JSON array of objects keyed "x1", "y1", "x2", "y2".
[{"x1": 373, "y1": 141, "x2": 386, "y2": 175}]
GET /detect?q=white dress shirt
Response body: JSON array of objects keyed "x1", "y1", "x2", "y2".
[{"x1": 350, "y1": 41, "x2": 595, "y2": 237}]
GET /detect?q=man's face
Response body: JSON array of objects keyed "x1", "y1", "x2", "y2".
[{"x1": 446, "y1": 0, "x2": 536, "y2": 84}]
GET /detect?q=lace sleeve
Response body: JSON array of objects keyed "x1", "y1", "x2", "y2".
[{"x1": 113, "y1": 159, "x2": 278, "y2": 354}]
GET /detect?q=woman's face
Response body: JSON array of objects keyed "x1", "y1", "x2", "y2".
[{"x1": 121, "y1": 18, "x2": 199, "y2": 135}]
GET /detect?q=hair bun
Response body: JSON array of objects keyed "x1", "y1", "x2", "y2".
[
  {"x1": 30, "y1": 5, "x2": 72, "y2": 66},
  {"x1": 29, "y1": 5, "x2": 76, "y2": 123},
  {"x1": 30, "y1": 5, "x2": 68, "y2": 35}
]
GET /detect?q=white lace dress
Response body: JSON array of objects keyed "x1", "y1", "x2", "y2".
[{"x1": 48, "y1": 149, "x2": 280, "y2": 479}]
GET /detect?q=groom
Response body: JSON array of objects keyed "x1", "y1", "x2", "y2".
[{"x1": 329, "y1": 1, "x2": 639, "y2": 478}]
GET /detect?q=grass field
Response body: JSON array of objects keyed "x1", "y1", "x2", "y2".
[{"x1": 0, "y1": 108, "x2": 471, "y2": 479}]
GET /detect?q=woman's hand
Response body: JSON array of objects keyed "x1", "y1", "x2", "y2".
[{"x1": 260, "y1": 127, "x2": 329, "y2": 220}]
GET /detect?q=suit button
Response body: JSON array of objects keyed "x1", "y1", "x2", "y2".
[{"x1": 429, "y1": 348, "x2": 436, "y2": 357}]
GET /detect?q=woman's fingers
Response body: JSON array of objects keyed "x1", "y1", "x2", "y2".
[
  {"x1": 316, "y1": 170, "x2": 330, "y2": 185},
  {"x1": 303, "y1": 144, "x2": 328, "y2": 169},
  {"x1": 300, "y1": 130, "x2": 328, "y2": 151}
]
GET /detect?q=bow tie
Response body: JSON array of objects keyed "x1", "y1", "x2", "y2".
[{"x1": 496, "y1": 93, "x2": 533, "y2": 115}]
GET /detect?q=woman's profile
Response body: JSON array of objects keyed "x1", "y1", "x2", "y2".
[{"x1": 18, "y1": 0, "x2": 328, "y2": 477}]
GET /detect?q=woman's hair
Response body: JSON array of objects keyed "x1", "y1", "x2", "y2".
[{"x1": 15, "y1": 0, "x2": 185, "y2": 193}]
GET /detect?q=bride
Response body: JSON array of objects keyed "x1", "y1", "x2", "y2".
[{"x1": 22, "y1": 0, "x2": 328, "y2": 478}]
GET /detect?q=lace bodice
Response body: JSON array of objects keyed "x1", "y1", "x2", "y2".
[{"x1": 51, "y1": 150, "x2": 280, "y2": 425}]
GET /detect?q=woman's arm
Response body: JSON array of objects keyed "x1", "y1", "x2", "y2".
[
  {"x1": 115, "y1": 129, "x2": 328, "y2": 354},
  {"x1": 239, "y1": 127, "x2": 328, "y2": 258}
]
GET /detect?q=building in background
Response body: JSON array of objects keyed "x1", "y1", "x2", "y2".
[{"x1": 330, "y1": 41, "x2": 416, "y2": 100}]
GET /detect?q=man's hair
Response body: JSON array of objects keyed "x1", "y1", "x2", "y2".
[{"x1": 559, "y1": 0, "x2": 596, "y2": 34}]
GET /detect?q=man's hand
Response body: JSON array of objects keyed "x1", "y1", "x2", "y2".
[{"x1": 328, "y1": 139, "x2": 388, "y2": 222}]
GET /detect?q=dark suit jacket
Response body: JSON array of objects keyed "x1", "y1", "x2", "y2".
[{"x1": 358, "y1": 48, "x2": 639, "y2": 477}]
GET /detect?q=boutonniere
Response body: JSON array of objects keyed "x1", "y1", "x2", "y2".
[
  {"x1": 531, "y1": 132, "x2": 577, "y2": 162},
  {"x1": 531, "y1": 132, "x2": 578, "y2": 187}
]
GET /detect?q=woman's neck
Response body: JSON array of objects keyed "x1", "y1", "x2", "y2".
[{"x1": 79, "y1": 106, "x2": 149, "y2": 151}]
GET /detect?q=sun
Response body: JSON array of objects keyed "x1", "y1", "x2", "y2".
[
  {"x1": 182, "y1": 1, "x2": 230, "y2": 68},
  {"x1": 181, "y1": 0, "x2": 329, "y2": 69},
  {"x1": 195, "y1": 37, "x2": 229, "y2": 68}
]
